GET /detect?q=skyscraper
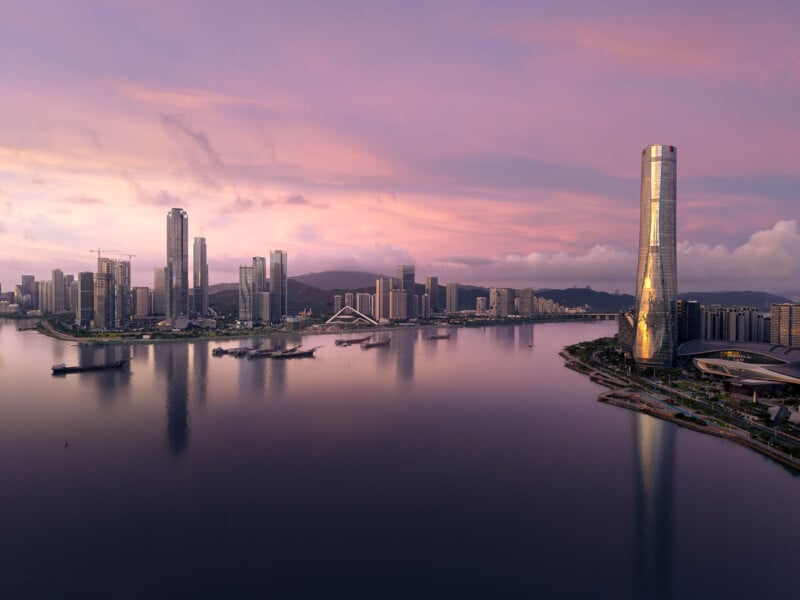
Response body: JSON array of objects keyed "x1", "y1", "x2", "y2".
[
  {"x1": 633, "y1": 144, "x2": 677, "y2": 368},
  {"x1": 426, "y1": 276, "x2": 440, "y2": 312},
  {"x1": 269, "y1": 250, "x2": 287, "y2": 322},
  {"x1": 152, "y1": 267, "x2": 167, "y2": 316},
  {"x1": 445, "y1": 283, "x2": 459, "y2": 314},
  {"x1": 52, "y1": 269, "x2": 65, "y2": 312},
  {"x1": 375, "y1": 278, "x2": 392, "y2": 321},
  {"x1": 76, "y1": 271, "x2": 94, "y2": 328},
  {"x1": 397, "y1": 265, "x2": 415, "y2": 319},
  {"x1": 114, "y1": 259, "x2": 131, "y2": 328},
  {"x1": 252, "y1": 256, "x2": 267, "y2": 322},
  {"x1": 239, "y1": 265, "x2": 254, "y2": 324},
  {"x1": 166, "y1": 208, "x2": 189, "y2": 320},
  {"x1": 193, "y1": 237, "x2": 209, "y2": 316}
]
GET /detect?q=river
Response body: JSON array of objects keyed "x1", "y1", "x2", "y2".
[{"x1": 0, "y1": 319, "x2": 797, "y2": 598}]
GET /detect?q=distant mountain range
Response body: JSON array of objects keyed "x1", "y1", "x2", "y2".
[
  {"x1": 292, "y1": 271, "x2": 387, "y2": 290},
  {"x1": 207, "y1": 271, "x2": 793, "y2": 315}
]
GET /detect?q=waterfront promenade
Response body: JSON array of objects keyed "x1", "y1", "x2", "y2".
[{"x1": 561, "y1": 343, "x2": 800, "y2": 473}]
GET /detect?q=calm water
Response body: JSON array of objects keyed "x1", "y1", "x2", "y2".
[{"x1": 1, "y1": 320, "x2": 797, "y2": 598}]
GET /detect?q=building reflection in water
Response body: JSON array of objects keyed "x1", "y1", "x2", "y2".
[
  {"x1": 77, "y1": 344, "x2": 132, "y2": 398},
  {"x1": 633, "y1": 412, "x2": 676, "y2": 597},
  {"x1": 191, "y1": 341, "x2": 209, "y2": 405},
  {"x1": 154, "y1": 343, "x2": 190, "y2": 455},
  {"x1": 490, "y1": 323, "x2": 516, "y2": 351},
  {"x1": 395, "y1": 329, "x2": 417, "y2": 384}
]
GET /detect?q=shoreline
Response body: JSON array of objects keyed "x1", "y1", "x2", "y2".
[
  {"x1": 19, "y1": 314, "x2": 604, "y2": 347},
  {"x1": 560, "y1": 349, "x2": 800, "y2": 474}
]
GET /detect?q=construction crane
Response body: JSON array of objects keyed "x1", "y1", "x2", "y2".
[
  {"x1": 116, "y1": 252, "x2": 137, "y2": 262},
  {"x1": 89, "y1": 248, "x2": 118, "y2": 262}
]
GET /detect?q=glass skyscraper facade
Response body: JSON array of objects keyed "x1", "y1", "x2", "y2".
[
  {"x1": 193, "y1": 237, "x2": 208, "y2": 317},
  {"x1": 634, "y1": 144, "x2": 677, "y2": 368},
  {"x1": 269, "y1": 250, "x2": 287, "y2": 322},
  {"x1": 166, "y1": 208, "x2": 189, "y2": 320}
]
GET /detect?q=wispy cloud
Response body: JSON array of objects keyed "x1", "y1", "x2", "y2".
[{"x1": 160, "y1": 113, "x2": 227, "y2": 188}]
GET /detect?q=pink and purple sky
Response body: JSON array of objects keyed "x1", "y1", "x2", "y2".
[{"x1": 2, "y1": 1, "x2": 799, "y2": 294}]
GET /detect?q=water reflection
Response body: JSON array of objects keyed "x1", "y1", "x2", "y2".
[
  {"x1": 191, "y1": 341, "x2": 209, "y2": 405},
  {"x1": 633, "y1": 413, "x2": 676, "y2": 597},
  {"x1": 395, "y1": 329, "x2": 416, "y2": 384},
  {"x1": 154, "y1": 343, "x2": 190, "y2": 455},
  {"x1": 490, "y1": 324, "x2": 515, "y2": 351},
  {"x1": 77, "y1": 344, "x2": 132, "y2": 396}
]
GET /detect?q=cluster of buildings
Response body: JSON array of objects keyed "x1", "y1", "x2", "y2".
[
  {"x1": 326, "y1": 268, "x2": 572, "y2": 325},
  {"x1": 0, "y1": 208, "x2": 212, "y2": 330},
  {"x1": 236, "y1": 251, "x2": 288, "y2": 326}
]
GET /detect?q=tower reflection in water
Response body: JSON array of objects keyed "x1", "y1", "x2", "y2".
[
  {"x1": 633, "y1": 412, "x2": 676, "y2": 597},
  {"x1": 154, "y1": 343, "x2": 190, "y2": 455}
]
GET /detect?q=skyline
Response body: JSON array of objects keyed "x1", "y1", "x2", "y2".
[{"x1": 2, "y1": 2, "x2": 800, "y2": 293}]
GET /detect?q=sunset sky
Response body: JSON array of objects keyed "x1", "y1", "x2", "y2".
[{"x1": 2, "y1": 1, "x2": 799, "y2": 293}]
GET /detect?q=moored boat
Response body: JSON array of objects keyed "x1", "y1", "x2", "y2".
[
  {"x1": 428, "y1": 332, "x2": 451, "y2": 340},
  {"x1": 362, "y1": 338, "x2": 390, "y2": 349},
  {"x1": 271, "y1": 346, "x2": 320, "y2": 359},
  {"x1": 52, "y1": 360, "x2": 128, "y2": 375},
  {"x1": 335, "y1": 335, "x2": 373, "y2": 346}
]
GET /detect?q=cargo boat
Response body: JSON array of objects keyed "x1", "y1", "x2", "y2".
[
  {"x1": 52, "y1": 360, "x2": 128, "y2": 375},
  {"x1": 428, "y1": 333, "x2": 451, "y2": 340},
  {"x1": 335, "y1": 335, "x2": 373, "y2": 346},
  {"x1": 271, "y1": 346, "x2": 319, "y2": 359},
  {"x1": 362, "y1": 338, "x2": 390, "y2": 349}
]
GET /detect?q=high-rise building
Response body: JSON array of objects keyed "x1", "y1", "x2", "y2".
[
  {"x1": 633, "y1": 144, "x2": 677, "y2": 368},
  {"x1": 389, "y1": 289, "x2": 407, "y2": 320},
  {"x1": 476, "y1": 297, "x2": 488, "y2": 315},
  {"x1": 52, "y1": 269, "x2": 65, "y2": 312},
  {"x1": 239, "y1": 265, "x2": 254, "y2": 324},
  {"x1": 397, "y1": 265, "x2": 416, "y2": 318},
  {"x1": 375, "y1": 278, "x2": 392, "y2": 321},
  {"x1": 356, "y1": 293, "x2": 372, "y2": 316},
  {"x1": 426, "y1": 276, "x2": 440, "y2": 312},
  {"x1": 114, "y1": 260, "x2": 131, "y2": 328},
  {"x1": 93, "y1": 271, "x2": 113, "y2": 329},
  {"x1": 420, "y1": 294, "x2": 431, "y2": 319},
  {"x1": 518, "y1": 288, "x2": 533, "y2": 317},
  {"x1": 40, "y1": 280, "x2": 54, "y2": 313},
  {"x1": 76, "y1": 272, "x2": 94, "y2": 327},
  {"x1": 344, "y1": 292, "x2": 354, "y2": 308},
  {"x1": 269, "y1": 250, "x2": 288, "y2": 322},
  {"x1": 19, "y1": 275, "x2": 35, "y2": 310},
  {"x1": 675, "y1": 299, "x2": 701, "y2": 345},
  {"x1": 152, "y1": 267, "x2": 167, "y2": 316},
  {"x1": 445, "y1": 283, "x2": 459, "y2": 314},
  {"x1": 166, "y1": 208, "x2": 189, "y2": 320},
  {"x1": 252, "y1": 257, "x2": 267, "y2": 322},
  {"x1": 133, "y1": 286, "x2": 151, "y2": 317},
  {"x1": 489, "y1": 288, "x2": 514, "y2": 317},
  {"x1": 770, "y1": 303, "x2": 800, "y2": 347},
  {"x1": 193, "y1": 237, "x2": 209, "y2": 316},
  {"x1": 333, "y1": 295, "x2": 343, "y2": 313}
]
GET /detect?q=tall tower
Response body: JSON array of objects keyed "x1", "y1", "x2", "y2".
[
  {"x1": 425, "y1": 276, "x2": 440, "y2": 312},
  {"x1": 166, "y1": 208, "x2": 189, "y2": 320},
  {"x1": 239, "y1": 265, "x2": 254, "y2": 324},
  {"x1": 634, "y1": 144, "x2": 677, "y2": 368},
  {"x1": 252, "y1": 256, "x2": 267, "y2": 322},
  {"x1": 269, "y1": 250, "x2": 288, "y2": 321},
  {"x1": 397, "y1": 265, "x2": 415, "y2": 319},
  {"x1": 193, "y1": 237, "x2": 209, "y2": 316},
  {"x1": 375, "y1": 277, "x2": 392, "y2": 321}
]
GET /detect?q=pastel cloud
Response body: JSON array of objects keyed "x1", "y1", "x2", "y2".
[{"x1": 1, "y1": 1, "x2": 799, "y2": 294}]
